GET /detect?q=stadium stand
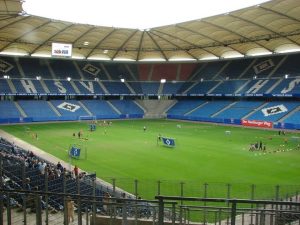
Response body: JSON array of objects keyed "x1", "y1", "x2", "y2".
[
  {"x1": 109, "y1": 100, "x2": 144, "y2": 118},
  {"x1": 218, "y1": 58, "x2": 254, "y2": 79},
  {"x1": 1, "y1": 53, "x2": 300, "y2": 130},
  {"x1": 17, "y1": 100, "x2": 58, "y2": 122},
  {"x1": 236, "y1": 78, "x2": 279, "y2": 95},
  {"x1": 50, "y1": 100, "x2": 90, "y2": 121},
  {"x1": 140, "y1": 82, "x2": 160, "y2": 95},
  {"x1": 48, "y1": 59, "x2": 81, "y2": 80},
  {"x1": 210, "y1": 79, "x2": 247, "y2": 95},
  {"x1": 186, "y1": 80, "x2": 219, "y2": 95},
  {"x1": 127, "y1": 81, "x2": 143, "y2": 94},
  {"x1": 271, "y1": 77, "x2": 300, "y2": 95},
  {"x1": 161, "y1": 81, "x2": 185, "y2": 95},
  {"x1": 18, "y1": 57, "x2": 53, "y2": 79},
  {"x1": 2, "y1": 2, "x2": 300, "y2": 224},
  {"x1": 247, "y1": 101, "x2": 300, "y2": 122},
  {"x1": 75, "y1": 61, "x2": 103, "y2": 80},
  {"x1": 72, "y1": 80, "x2": 105, "y2": 95},
  {"x1": 0, "y1": 79, "x2": 12, "y2": 94},
  {"x1": 43, "y1": 79, "x2": 77, "y2": 95},
  {"x1": 11, "y1": 79, "x2": 47, "y2": 95},
  {"x1": 167, "y1": 100, "x2": 206, "y2": 116},
  {"x1": 187, "y1": 100, "x2": 233, "y2": 118},
  {"x1": 80, "y1": 100, "x2": 120, "y2": 119},
  {"x1": 151, "y1": 64, "x2": 178, "y2": 81},
  {"x1": 214, "y1": 100, "x2": 264, "y2": 120},
  {"x1": 0, "y1": 101, "x2": 22, "y2": 122},
  {"x1": 0, "y1": 56, "x2": 22, "y2": 78},
  {"x1": 103, "y1": 63, "x2": 134, "y2": 81},
  {"x1": 102, "y1": 81, "x2": 131, "y2": 95}
]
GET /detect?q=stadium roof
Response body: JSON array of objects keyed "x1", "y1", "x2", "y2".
[{"x1": 0, "y1": 0, "x2": 300, "y2": 61}]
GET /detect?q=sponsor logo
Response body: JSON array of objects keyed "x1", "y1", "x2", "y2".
[
  {"x1": 241, "y1": 119, "x2": 273, "y2": 128},
  {"x1": 82, "y1": 64, "x2": 100, "y2": 76},
  {"x1": 261, "y1": 104, "x2": 287, "y2": 117},
  {"x1": 57, "y1": 102, "x2": 80, "y2": 112},
  {"x1": 253, "y1": 59, "x2": 274, "y2": 74},
  {"x1": 0, "y1": 59, "x2": 13, "y2": 73}
]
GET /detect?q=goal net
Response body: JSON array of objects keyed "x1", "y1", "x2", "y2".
[{"x1": 78, "y1": 115, "x2": 96, "y2": 122}]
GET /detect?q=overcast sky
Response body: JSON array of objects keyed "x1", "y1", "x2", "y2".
[{"x1": 23, "y1": 0, "x2": 269, "y2": 29}]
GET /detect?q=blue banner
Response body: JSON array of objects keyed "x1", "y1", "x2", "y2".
[
  {"x1": 70, "y1": 146, "x2": 81, "y2": 158},
  {"x1": 162, "y1": 137, "x2": 176, "y2": 147}
]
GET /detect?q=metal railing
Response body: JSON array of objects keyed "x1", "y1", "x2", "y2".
[{"x1": 155, "y1": 195, "x2": 300, "y2": 225}]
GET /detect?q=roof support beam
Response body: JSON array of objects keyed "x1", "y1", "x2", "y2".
[
  {"x1": 229, "y1": 14, "x2": 300, "y2": 46},
  {"x1": 136, "y1": 31, "x2": 145, "y2": 61},
  {"x1": 111, "y1": 30, "x2": 138, "y2": 59},
  {"x1": 29, "y1": 23, "x2": 75, "y2": 54},
  {"x1": 175, "y1": 24, "x2": 243, "y2": 56},
  {"x1": 0, "y1": 20, "x2": 52, "y2": 52},
  {"x1": 146, "y1": 31, "x2": 168, "y2": 61},
  {"x1": 73, "y1": 27, "x2": 97, "y2": 47},
  {"x1": 85, "y1": 29, "x2": 116, "y2": 58},
  {"x1": 201, "y1": 19, "x2": 274, "y2": 52},
  {"x1": 149, "y1": 30, "x2": 197, "y2": 60}
]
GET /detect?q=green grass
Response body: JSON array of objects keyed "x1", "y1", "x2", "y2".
[{"x1": 2, "y1": 119, "x2": 300, "y2": 200}]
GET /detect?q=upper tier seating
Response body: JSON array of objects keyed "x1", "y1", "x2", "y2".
[
  {"x1": 0, "y1": 79, "x2": 12, "y2": 94},
  {"x1": 12, "y1": 79, "x2": 46, "y2": 94},
  {"x1": 242, "y1": 55, "x2": 284, "y2": 79},
  {"x1": 273, "y1": 54, "x2": 300, "y2": 78},
  {"x1": 103, "y1": 63, "x2": 133, "y2": 80},
  {"x1": 218, "y1": 58, "x2": 253, "y2": 79},
  {"x1": 151, "y1": 64, "x2": 178, "y2": 81},
  {"x1": 102, "y1": 81, "x2": 131, "y2": 95},
  {"x1": 44, "y1": 80, "x2": 76, "y2": 95},
  {"x1": 192, "y1": 61, "x2": 227, "y2": 81},
  {"x1": 236, "y1": 79, "x2": 278, "y2": 95},
  {"x1": 0, "y1": 56, "x2": 22, "y2": 78},
  {"x1": 271, "y1": 78, "x2": 300, "y2": 95},
  {"x1": 75, "y1": 61, "x2": 104, "y2": 80},
  {"x1": 210, "y1": 80, "x2": 247, "y2": 94},
  {"x1": 161, "y1": 82, "x2": 185, "y2": 95},
  {"x1": 140, "y1": 82, "x2": 160, "y2": 95},
  {"x1": 186, "y1": 81, "x2": 219, "y2": 95},
  {"x1": 48, "y1": 59, "x2": 81, "y2": 79},
  {"x1": 73, "y1": 80, "x2": 105, "y2": 95},
  {"x1": 18, "y1": 57, "x2": 53, "y2": 79},
  {"x1": 127, "y1": 82, "x2": 143, "y2": 94}
]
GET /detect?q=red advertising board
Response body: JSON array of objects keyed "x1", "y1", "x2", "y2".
[{"x1": 241, "y1": 119, "x2": 273, "y2": 128}]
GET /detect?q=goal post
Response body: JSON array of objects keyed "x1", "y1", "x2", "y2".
[{"x1": 78, "y1": 115, "x2": 97, "y2": 122}]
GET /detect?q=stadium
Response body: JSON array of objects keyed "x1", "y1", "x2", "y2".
[{"x1": 0, "y1": 0, "x2": 300, "y2": 224}]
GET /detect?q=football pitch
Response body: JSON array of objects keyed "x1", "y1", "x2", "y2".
[{"x1": 1, "y1": 119, "x2": 300, "y2": 200}]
